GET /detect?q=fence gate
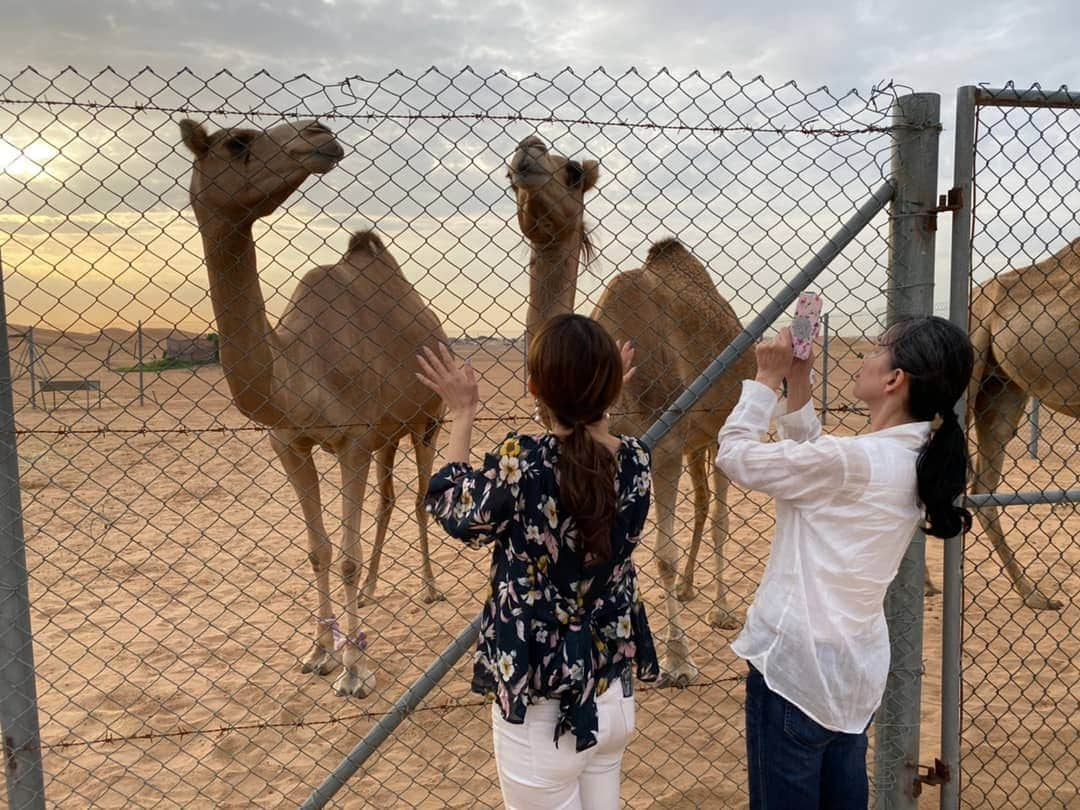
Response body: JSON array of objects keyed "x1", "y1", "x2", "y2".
[{"x1": 944, "y1": 85, "x2": 1080, "y2": 810}]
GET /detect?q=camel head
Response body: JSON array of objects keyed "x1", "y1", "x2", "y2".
[
  {"x1": 507, "y1": 135, "x2": 599, "y2": 251},
  {"x1": 180, "y1": 118, "x2": 344, "y2": 224}
]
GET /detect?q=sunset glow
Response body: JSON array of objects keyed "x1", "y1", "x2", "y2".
[{"x1": 0, "y1": 139, "x2": 57, "y2": 179}]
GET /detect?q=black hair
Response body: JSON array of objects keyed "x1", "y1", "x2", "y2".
[{"x1": 884, "y1": 315, "x2": 976, "y2": 538}]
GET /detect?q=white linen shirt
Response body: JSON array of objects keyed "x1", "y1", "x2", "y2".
[{"x1": 716, "y1": 379, "x2": 931, "y2": 733}]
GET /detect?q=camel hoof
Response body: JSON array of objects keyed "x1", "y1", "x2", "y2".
[
  {"x1": 301, "y1": 647, "x2": 339, "y2": 676},
  {"x1": 658, "y1": 661, "x2": 699, "y2": 688},
  {"x1": 1024, "y1": 591, "x2": 1063, "y2": 611},
  {"x1": 423, "y1": 588, "x2": 447, "y2": 604},
  {"x1": 333, "y1": 666, "x2": 376, "y2": 698},
  {"x1": 708, "y1": 606, "x2": 741, "y2": 630},
  {"x1": 676, "y1": 581, "x2": 696, "y2": 603},
  {"x1": 924, "y1": 580, "x2": 941, "y2": 597}
]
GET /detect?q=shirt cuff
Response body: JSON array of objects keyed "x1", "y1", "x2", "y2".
[
  {"x1": 776, "y1": 398, "x2": 820, "y2": 441},
  {"x1": 740, "y1": 379, "x2": 781, "y2": 413}
]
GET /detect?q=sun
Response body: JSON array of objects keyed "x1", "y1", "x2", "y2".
[{"x1": 0, "y1": 140, "x2": 57, "y2": 179}]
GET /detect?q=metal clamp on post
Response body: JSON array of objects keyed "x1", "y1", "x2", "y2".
[
  {"x1": 913, "y1": 758, "x2": 951, "y2": 797},
  {"x1": 925, "y1": 187, "x2": 964, "y2": 231}
]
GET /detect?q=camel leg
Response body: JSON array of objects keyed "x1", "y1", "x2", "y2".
[
  {"x1": 357, "y1": 440, "x2": 397, "y2": 608},
  {"x1": 923, "y1": 567, "x2": 942, "y2": 597},
  {"x1": 653, "y1": 452, "x2": 699, "y2": 687},
  {"x1": 412, "y1": 426, "x2": 446, "y2": 604},
  {"x1": 708, "y1": 463, "x2": 740, "y2": 630},
  {"x1": 333, "y1": 443, "x2": 377, "y2": 698},
  {"x1": 973, "y1": 378, "x2": 1062, "y2": 610},
  {"x1": 270, "y1": 435, "x2": 338, "y2": 677},
  {"x1": 676, "y1": 448, "x2": 709, "y2": 603}
]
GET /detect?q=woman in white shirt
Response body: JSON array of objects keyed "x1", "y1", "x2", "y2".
[{"x1": 715, "y1": 315, "x2": 974, "y2": 810}]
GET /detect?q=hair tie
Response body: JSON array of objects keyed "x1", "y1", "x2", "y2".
[{"x1": 936, "y1": 409, "x2": 959, "y2": 427}]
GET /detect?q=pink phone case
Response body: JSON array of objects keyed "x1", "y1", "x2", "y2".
[{"x1": 791, "y1": 292, "x2": 823, "y2": 360}]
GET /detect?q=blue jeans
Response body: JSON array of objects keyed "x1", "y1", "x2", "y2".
[{"x1": 745, "y1": 664, "x2": 869, "y2": 810}]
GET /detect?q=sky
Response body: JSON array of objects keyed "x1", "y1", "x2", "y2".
[{"x1": 1, "y1": 0, "x2": 1079, "y2": 339}]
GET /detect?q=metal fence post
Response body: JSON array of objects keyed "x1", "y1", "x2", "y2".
[
  {"x1": 1027, "y1": 398, "x2": 1039, "y2": 459},
  {"x1": 137, "y1": 321, "x2": 145, "y2": 407},
  {"x1": 820, "y1": 311, "x2": 830, "y2": 419},
  {"x1": 0, "y1": 255, "x2": 47, "y2": 809},
  {"x1": 25, "y1": 329, "x2": 38, "y2": 411},
  {"x1": 875, "y1": 92, "x2": 941, "y2": 810},
  {"x1": 941, "y1": 83, "x2": 978, "y2": 810}
]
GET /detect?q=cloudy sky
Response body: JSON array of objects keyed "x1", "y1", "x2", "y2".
[
  {"x1": 4, "y1": 0, "x2": 1075, "y2": 93},
  {"x1": 1, "y1": 0, "x2": 1078, "y2": 337}
]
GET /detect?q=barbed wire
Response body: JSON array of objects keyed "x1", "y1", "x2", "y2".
[
  {"x1": 0, "y1": 96, "x2": 932, "y2": 137},
  {"x1": 9, "y1": 404, "x2": 868, "y2": 438},
  {"x1": 23, "y1": 673, "x2": 746, "y2": 754}
]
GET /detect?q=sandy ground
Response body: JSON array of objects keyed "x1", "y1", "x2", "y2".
[{"x1": 3, "y1": 328, "x2": 1077, "y2": 809}]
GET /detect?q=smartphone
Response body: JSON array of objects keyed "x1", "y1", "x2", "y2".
[{"x1": 791, "y1": 292, "x2": 823, "y2": 360}]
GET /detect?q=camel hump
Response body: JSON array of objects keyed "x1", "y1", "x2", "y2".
[
  {"x1": 646, "y1": 237, "x2": 690, "y2": 263},
  {"x1": 347, "y1": 229, "x2": 385, "y2": 257}
]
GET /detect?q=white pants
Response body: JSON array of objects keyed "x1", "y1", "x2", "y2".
[{"x1": 491, "y1": 685, "x2": 636, "y2": 810}]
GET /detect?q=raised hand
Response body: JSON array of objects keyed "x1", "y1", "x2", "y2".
[
  {"x1": 617, "y1": 339, "x2": 637, "y2": 385},
  {"x1": 415, "y1": 343, "x2": 480, "y2": 418},
  {"x1": 754, "y1": 328, "x2": 795, "y2": 391}
]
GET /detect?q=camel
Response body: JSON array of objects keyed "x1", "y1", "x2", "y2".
[
  {"x1": 964, "y1": 236, "x2": 1079, "y2": 610},
  {"x1": 180, "y1": 118, "x2": 448, "y2": 697},
  {"x1": 507, "y1": 136, "x2": 757, "y2": 685}
]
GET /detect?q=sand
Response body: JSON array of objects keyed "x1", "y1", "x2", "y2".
[{"x1": 3, "y1": 328, "x2": 1077, "y2": 809}]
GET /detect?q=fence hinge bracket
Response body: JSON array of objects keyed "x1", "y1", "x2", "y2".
[
  {"x1": 912, "y1": 757, "x2": 951, "y2": 796},
  {"x1": 925, "y1": 186, "x2": 964, "y2": 232}
]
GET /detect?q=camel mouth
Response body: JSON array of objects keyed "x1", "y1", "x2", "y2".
[
  {"x1": 509, "y1": 138, "x2": 552, "y2": 188},
  {"x1": 509, "y1": 163, "x2": 550, "y2": 190},
  {"x1": 296, "y1": 143, "x2": 345, "y2": 173}
]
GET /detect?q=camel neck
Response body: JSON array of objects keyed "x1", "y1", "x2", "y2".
[
  {"x1": 527, "y1": 240, "x2": 581, "y2": 335},
  {"x1": 199, "y1": 218, "x2": 284, "y2": 426}
]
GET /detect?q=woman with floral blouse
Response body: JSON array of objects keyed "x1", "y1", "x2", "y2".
[{"x1": 416, "y1": 313, "x2": 659, "y2": 810}]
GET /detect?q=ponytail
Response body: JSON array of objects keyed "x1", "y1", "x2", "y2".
[
  {"x1": 527, "y1": 314, "x2": 624, "y2": 565},
  {"x1": 917, "y1": 410, "x2": 972, "y2": 539},
  {"x1": 556, "y1": 421, "x2": 618, "y2": 563},
  {"x1": 884, "y1": 316, "x2": 976, "y2": 540}
]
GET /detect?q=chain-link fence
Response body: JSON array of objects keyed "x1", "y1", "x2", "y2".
[
  {"x1": 951, "y1": 86, "x2": 1080, "y2": 810},
  {"x1": 0, "y1": 66, "x2": 1013, "y2": 808}
]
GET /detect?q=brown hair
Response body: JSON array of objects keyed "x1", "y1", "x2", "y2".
[{"x1": 527, "y1": 314, "x2": 623, "y2": 563}]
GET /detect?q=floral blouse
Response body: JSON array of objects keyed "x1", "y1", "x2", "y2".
[{"x1": 424, "y1": 431, "x2": 660, "y2": 752}]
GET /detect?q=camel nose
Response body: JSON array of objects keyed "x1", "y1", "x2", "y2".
[
  {"x1": 511, "y1": 136, "x2": 547, "y2": 177},
  {"x1": 299, "y1": 120, "x2": 344, "y2": 161},
  {"x1": 304, "y1": 121, "x2": 333, "y2": 136},
  {"x1": 517, "y1": 135, "x2": 546, "y2": 151}
]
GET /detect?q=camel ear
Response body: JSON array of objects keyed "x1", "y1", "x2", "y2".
[
  {"x1": 179, "y1": 119, "x2": 210, "y2": 157},
  {"x1": 581, "y1": 160, "x2": 599, "y2": 193},
  {"x1": 347, "y1": 229, "x2": 385, "y2": 257}
]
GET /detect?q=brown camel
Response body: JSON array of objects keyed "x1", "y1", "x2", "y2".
[
  {"x1": 965, "y1": 236, "x2": 1079, "y2": 609},
  {"x1": 508, "y1": 136, "x2": 756, "y2": 684},
  {"x1": 180, "y1": 118, "x2": 447, "y2": 697}
]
